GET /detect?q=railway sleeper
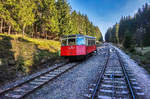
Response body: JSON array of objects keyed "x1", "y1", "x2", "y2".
[
  {"x1": 4, "y1": 86, "x2": 34, "y2": 98},
  {"x1": 49, "y1": 71, "x2": 62, "y2": 75},
  {"x1": 34, "y1": 78, "x2": 49, "y2": 82},
  {"x1": 102, "y1": 80, "x2": 126, "y2": 84},
  {"x1": 98, "y1": 89, "x2": 130, "y2": 98},
  {"x1": 104, "y1": 74, "x2": 124, "y2": 78},
  {"x1": 101, "y1": 84, "x2": 127, "y2": 89},
  {"x1": 100, "y1": 86, "x2": 128, "y2": 91},
  {"x1": 103, "y1": 77, "x2": 125, "y2": 81},
  {"x1": 105, "y1": 70, "x2": 122, "y2": 72},
  {"x1": 98, "y1": 95, "x2": 112, "y2": 99},
  {"x1": 5, "y1": 93, "x2": 23, "y2": 99},
  {"x1": 100, "y1": 83, "x2": 126, "y2": 87},
  {"x1": 29, "y1": 80, "x2": 45, "y2": 85},
  {"x1": 105, "y1": 67, "x2": 122, "y2": 69},
  {"x1": 44, "y1": 74, "x2": 57, "y2": 77}
]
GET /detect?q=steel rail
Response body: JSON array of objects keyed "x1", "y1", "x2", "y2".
[
  {"x1": 19, "y1": 62, "x2": 80, "y2": 99},
  {"x1": 116, "y1": 51, "x2": 136, "y2": 99},
  {"x1": 0, "y1": 62, "x2": 68, "y2": 95},
  {"x1": 0, "y1": 62, "x2": 81, "y2": 99},
  {"x1": 91, "y1": 48, "x2": 110, "y2": 99}
]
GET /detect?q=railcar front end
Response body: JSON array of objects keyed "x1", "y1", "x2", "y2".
[{"x1": 61, "y1": 34, "x2": 96, "y2": 60}]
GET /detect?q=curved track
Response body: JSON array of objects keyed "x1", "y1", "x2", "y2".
[{"x1": 0, "y1": 62, "x2": 80, "y2": 99}]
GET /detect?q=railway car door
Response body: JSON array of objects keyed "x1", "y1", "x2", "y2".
[
  {"x1": 68, "y1": 38, "x2": 76, "y2": 46},
  {"x1": 61, "y1": 39, "x2": 67, "y2": 46},
  {"x1": 64, "y1": 37, "x2": 76, "y2": 56},
  {"x1": 86, "y1": 37, "x2": 89, "y2": 54}
]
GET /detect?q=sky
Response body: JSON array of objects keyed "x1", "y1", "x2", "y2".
[{"x1": 69, "y1": 0, "x2": 150, "y2": 39}]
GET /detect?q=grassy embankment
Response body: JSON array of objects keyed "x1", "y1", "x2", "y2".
[
  {"x1": 123, "y1": 46, "x2": 150, "y2": 73},
  {"x1": 0, "y1": 33, "x2": 61, "y2": 85}
]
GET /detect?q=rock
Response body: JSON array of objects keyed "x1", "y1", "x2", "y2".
[
  {"x1": 148, "y1": 64, "x2": 150, "y2": 68},
  {"x1": 41, "y1": 59, "x2": 46, "y2": 63},
  {"x1": 0, "y1": 59, "x2": 9, "y2": 66},
  {"x1": 0, "y1": 59, "x2": 2, "y2": 66},
  {"x1": 48, "y1": 57, "x2": 51, "y2": 59},
  {"x1": 8, "y1": 59, "x2": 15, "y2": 65}
]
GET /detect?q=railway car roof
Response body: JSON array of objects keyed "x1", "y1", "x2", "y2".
[{"x1": 62, "y1": 34, "x2": 96, "y2": 39}]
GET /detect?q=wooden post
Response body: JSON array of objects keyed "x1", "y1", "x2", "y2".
[
  {"x1": 46, "y1": 31, "x2": 47, "y2": 39},
  {"x1": 8, "y1": 25, "x2": 11, "y2": 35},
  {"x1": 23, "y1": 25, "x2": 26, "y2": 36},
  {"x1": 0, "y1": 18, "x2": 3, "y2": 33}
]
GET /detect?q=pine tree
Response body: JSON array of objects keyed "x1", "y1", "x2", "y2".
[
  {"x1": 105, "y1": 3, "x2": 150, "y2": 48},
  {"x1": 115, "y1": 23, "x2": 119, "y2": 43},
  {"x1": 0, "y1": 2, "x2": 5, "y2": 33},
  {"x1": 0, "y1": 0, "x2": 103, "y2": 41},
  {"x1": 71, "y1": 11, "x2": 78, "y2": 34},
  {"x1": 17, "y1": 0, "x2": 35, "y2": 35},
  {"x1": 56, "y1": 0, "x2": 73, "y2": 36},
  {"x1": 0, "y1": 0, "x2": 19, "y2": 34},
  {"x1": 95, "y1": 26, "x2": 102, "y2": 41},
  {"x1": 41, "y1": 0, "x2": 59, "y2": 39}
]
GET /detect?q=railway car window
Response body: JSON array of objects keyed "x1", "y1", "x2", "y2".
[
  {"x1": 86, "y1": 38, "x2": 88, "y2": 46},
  {"x1": 91, "y1": 40, "x2": 92, "y2": 46},
  {"x1": 92, "y1": 40, "x2": 94, "y2": 45},
  {"x1": 77, "y1": 37, "x2": 85, "y2": 45},
  {"x1": 62, "y1": 39, "x2": 67, "y2": 46},
  {"x1": 88, "y1": 39, "x2": 90, "y2": 46},
  {"x1": 89, "y1": 40, "x2": 92, "y2": 46},
  {"x1": 90, "y1": 40, "x2": 91, "y2": 45},
  {"x1": 86, "y1": 38, "x2": 95, "y2": 46},
  {"x1": 87, "y1": 39, "x2": 95, "y2": 46},
  {"x1": 68, "y1": 38, "x2": 76, "y2": 45}
]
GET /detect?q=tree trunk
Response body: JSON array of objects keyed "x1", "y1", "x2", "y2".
[
  {"x1": 32, "y1": 32, "x2": 34, "y2": 38},
  {"x1": 33, "y1": 24, "x2": 37, "y2": 38},
  {"x1": 35, "y1": 26, "x2": 38, "y2": 37},
  {"x1": 46, "y1": 31, "x2": 47, "y2": 39},
  {"x1": 23, "y1": 25, "x2": 26, "y2": 36},
  {"x1": 8, "y1": 25, "x2": 11, "y2": 35},
  {"x1": 141, "y1": 40, "x2": 143, "y2": 50},
  {"x1": 3, "y1": 20, "x2": 6, "y2": 33},
  {"x1": 39, "y1": 30, "x2": 41, "y2": 38},
  {"x1": 0, "y1": 18, "x2": 3, "y2": 33}
]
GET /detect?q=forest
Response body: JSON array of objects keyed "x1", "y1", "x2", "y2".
[
  {"x1": 0, "y1": 0, "x2": 103, "y2": 41},
  {"x1": 105, "y1": 3, "x2": 150, "y2": 50}
]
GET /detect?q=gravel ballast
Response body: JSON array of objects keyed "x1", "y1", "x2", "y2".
[
  {"x1": 26, "y1": 47, "x2": 108, "y2": 99},
  {"x1": 113, "y1": 45, "x2": 150, "y2": 99},
  {"x1": 22, "y1": 44, "x2": 150, "y2": 99}
]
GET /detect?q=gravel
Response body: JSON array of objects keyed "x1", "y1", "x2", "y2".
[
  {"x1": 22, "y1": 44, "x2": 150, "y2": 99},
  {"x1": 26, "y1": 47, "x2": 108, "y2": 99},
  {"x1": 112, "y1": 44, "x2": 150, "y2": 99},
  {"x1": 0, "y1": 62, "x2": 66, "y2": 94}
]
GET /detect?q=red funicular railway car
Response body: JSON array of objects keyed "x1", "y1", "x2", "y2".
[{"x1": 61, "y1": 34, "x2": 96, "y2": 60}]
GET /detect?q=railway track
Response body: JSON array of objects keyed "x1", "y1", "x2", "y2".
[
  {"x1": 85, "y1": 47, "x2": 144, "y2": 99},
  {"x1": 0, "y1": 62, "x2": 80, "y2": 99}
]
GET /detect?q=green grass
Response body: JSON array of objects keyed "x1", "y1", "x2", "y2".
[
  {"x1": 135, "y1": 46, "x2": 150, "y2": 55},
  {"x1": 130, "y1": 46, "x2": 150, "y2": 73},
  {"x1": 116, "y1": 45, "x2": 150, "y2": 73},
  {"x1": 131, "y1": 53, "x2": 150, "y2": 73},
  {"x1": 134, "y1": 46, "x2": 150, "y2": 64},
  {"x1": 0, "y1": 33, "x2": 60, "y2": 52},
  {"x1": 0, "y1": 33, "x2": 61, "y2": 85}
]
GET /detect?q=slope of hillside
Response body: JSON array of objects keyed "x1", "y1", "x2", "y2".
[{"x1": 0, "y1": 33, "x2": 61, "y2": 86}]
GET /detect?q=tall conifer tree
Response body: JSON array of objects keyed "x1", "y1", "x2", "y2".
[
  {"x1": 56, "y1": 0, "x2": 73, "y2": 36},
  {"x1": 17, "y1": 0, "x2": 35, "y2": 35}
]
